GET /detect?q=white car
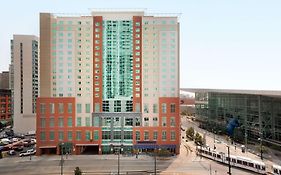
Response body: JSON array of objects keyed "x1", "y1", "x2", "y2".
[
  {"x1": 19, "y1": 149, "x2": 36, "y2": 157},
  {"x1": 215, "y1": 139, "x2": 221, "y2": 144},
  {"x1": 12, "y1": 138, "x2": 20, "y2": 142}
]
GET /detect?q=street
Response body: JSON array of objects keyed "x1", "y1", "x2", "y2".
[{"x1": 0, "y1": 116, "x2": 264, "y2": 175}]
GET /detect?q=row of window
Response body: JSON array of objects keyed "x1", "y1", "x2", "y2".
[
  {"x1": 102, "y1": 131, "x2": 133, "y2": 140},
  {"x1": 93, "y1": 20, "x2": 102, "y2": 99},
  {"x1": 135, "y1": 130, "x2": 176, "y2": 141},
  {"x1": 40, "y1": 117, "x2": 73, "y2": 128},
  {"x1": 53, "y1": 20, "x2": 91, "y2": 26},
  {"x1": 40, "y1": 103, "x2": 73, "y2": 114},
  {"x1": 134, "y1": 20, "x2": 142, "y2": 100},
  {"x1": 40, "y1": 103, "x2": 91, "y2": 114},
  {"x1": 143, "y1": 116, "x2": 176, "y2": 127},
  {"x1": 143, "y1": 103, "x2": 176, "y2": 113},
  {"x1": 40, "y1": 130, "x2": 98, "y2": 141}
]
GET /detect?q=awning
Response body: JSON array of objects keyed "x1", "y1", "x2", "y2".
[
  {"x1": 134, "y1": 144, "x2": 176, "y2": 149},
  {"x1": 0, "y1": 121, "x2": 7, "y2": 125},
  {"x1": 75, "y1": 144, "x2": 98, "y2": 146},
  {"x1": 39, "y1": 146, "x2": 57, "y2": 149}
]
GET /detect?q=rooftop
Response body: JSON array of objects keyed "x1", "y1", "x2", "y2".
[{"x1": 181, "y1": 88, "x2": 281, "y2": 97}]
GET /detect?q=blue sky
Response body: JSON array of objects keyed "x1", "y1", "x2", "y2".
[{"x1": 0, "y1": 0, "x2": 280, "y2": 90}]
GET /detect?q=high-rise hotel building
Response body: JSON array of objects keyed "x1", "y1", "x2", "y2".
[{"x1": 37, "y1": 10, "x2": 180, "y2": 155}]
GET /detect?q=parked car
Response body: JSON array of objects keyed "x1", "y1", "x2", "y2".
[
  {"x1": 1, "y1": 138, "x2": 11, "y2": 144},
  {"x1": 8, "y1": 150, "x2": 16, "y2": 155},
  {"x1": 19, "y1": 149, "x2": 35, "y2": 157},
  {"x1": 12, "y1": 138, "x2": 20, "y2": 142},
  {"x1": 14, "y1": 146, "x2": 24, "y2": 152}
]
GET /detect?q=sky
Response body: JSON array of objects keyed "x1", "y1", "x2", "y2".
[{"x1": 0, "y1": 0, "x2": 280, "y2": 90}]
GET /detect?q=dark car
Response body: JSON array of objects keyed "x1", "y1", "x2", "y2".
[{"x1": 14, "y1": 146, "x2": 24, "y2": 152}]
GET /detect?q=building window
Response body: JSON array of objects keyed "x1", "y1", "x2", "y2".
[
  {"x1": 40, "y1": 118, "x2": 46, "y2": 128},
  {"x1": 77, "y1": 117, "x2": 82, "y2": 126},
  {"x1": 153, "y1": 117, "x2": 158, "y2": 126},
  {"x1": 40, "y1": 132, "x2": 46, "y2": 141},
  {"x1": 40, "y1": 103, "x2": 46, "y2": 114},
  {"x1": 144, "y1": 131, "x2": 149, "y2": 141},
  {"x1": 162, "y1": 131, "x2": 167, "y2": 141},
  {"x1": 102, "y1": 131, "x2": 111, "y2": 140},
  {"x1": 136, "y1": 131, "x2": 140, "y2": 141},
  {"x1": 135, "y1": 103, "x2": 140, "y2": 112},
  {"x1": 93, "y1": 117, "x2": 99, "y2": 127},
  {"x1": 67, "y1": 117, "x2": 72, "y2": 127},
  {"x1": 144, "y1": 104, "x2": 149, "y2": 113},
  {"x1": 94, "y1": 130, "x2": 99, "y2": 140},
  {"x1": 170, "y1": 117, "x2": 176, "y2": 127},
  {"x1": 95, "y1": 103, "x2": 100, "y2": 112},
  {"x1": 68, "y1": 131, "x2": 72, "y2": 141},
  {"x1": 49, "y1": 117, "x2": 55, "y2": 127},
  {"x1": 153, "y1": 131, "x2": 158, "y2": 140},
  {"x1": 59, "y1": 117, "x2": 64, "y2": 127},
  {"x1": 153, "y1": 104, "x2": 158, "y2": 113},
  {"x1": 49, "y1": 103, "x2": 54, "y2": 114},
  {"x1": 77, "y1": 104, "x2": 82, "y2": 113},
  {"x1": 161, "y1": 103, "x2": 167, "y2": 113},
  {"x1": 114, "y1": 131, "x2": 121, "y2": 140},
  {"x1": 144, "y1": 117, "x2": 149, "y2": 127},
  {"x1": 171, "y1": 103, "x2": 176, "y2": 113},
  {"x1": 125, "y1": 118, "x2": 133, "y2": 126},
  {"x1": 85, "y1": 117, "x2": 90, "y2": 126},
  {"x1": 59, "y1": 103, "x2": 64, "y2": 113},
  {"x1": 49, "y1": 131, "x2": 54, "y2": 141},
  {"x1": 85, "y1": 131, "x2": 91, "y2": 141},
  {"x1": 59, "y1": 131, "x2": 64, "y2": 141},
  {"x1": 135, "y1": 117, "x2": 141, "y2": 126},
  {"x1": 162, "y1": 116, "x2": 167, "y2": 127},
  {"x1": 171, "y1": 131, "x2": 176, "y2": 141},
  {"x1": 124, "y1": 131, "x2": 133, "y2": 140},
  {"x1": 85, "y1": 104, "x2": 90, "y2": 113},
  {"x1": 68, "y1": 103, "x2": 72, "y2": 113},
  {"x1": 76, "y1": 131, "x2": 81, "y2": 141}
]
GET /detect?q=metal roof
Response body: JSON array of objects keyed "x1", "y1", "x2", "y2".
[{"x1": 181, "y1": 88, "x2": 281, "y2": 97}]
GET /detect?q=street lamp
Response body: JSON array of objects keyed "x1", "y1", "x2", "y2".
[
  {"x1": 154, "y1": 147, "x2": 161, "y2": 175},
  {"x1": 212, "y1": 129, "x2": 216, "y2": 150},
  {"x1": 111, "y1": 144, "x2": 123, "y2": 175},
  {"x1": 258, "y1": 137, "x2": 263, "y2": 160},
  {"x1": 118, "y1": 144, "x2": 123, "y2": 175},
  {"x1": 60, "y1": 142, "x2": 64, "y2": 175}
]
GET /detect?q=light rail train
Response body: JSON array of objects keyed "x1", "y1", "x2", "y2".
[{"x1": 196, "y1": 146, "x2": 281, "y2": 175}]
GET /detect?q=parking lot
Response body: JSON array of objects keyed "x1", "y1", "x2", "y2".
[{"x1": 0, "y1": 126, "x2": 36, "y2": 158}]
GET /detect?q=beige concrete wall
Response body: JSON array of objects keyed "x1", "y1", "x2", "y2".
[
  {"x1": 141, "y1": 17, "x2": 179, "y2": 126},
  {"x1": 40, "y1": 13, "x2": 52, "y2": 97},
  {"x1": 12, "y1": 35, "x2": 38, "y2": 133},
  {"x1": 14, "y1": 114, "x2": 36, "y2": 134}
]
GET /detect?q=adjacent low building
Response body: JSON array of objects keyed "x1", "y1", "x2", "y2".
[
  {"x1": 0, "y1": 89, "x2": 12, "y2": 124},
  {"x1": 0, "y1": 71, "x2": 9, "y2": 89},
  {"x1": 183, "y1": 88, "x2": 281, "y2": 147}
]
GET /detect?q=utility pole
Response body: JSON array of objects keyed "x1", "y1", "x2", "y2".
[
  {"x1": 118, "y1": 148, "x2": 120, "y2": 175},
  {"x1": 227, "y1": 145, "x2": 231, "y2": 175},
  {"x1": 154, "y1": 147, "x2": 157, "y2": 175},
  {"x1": 258, "y1": 136, "x2": 263, "y2": 160}
]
